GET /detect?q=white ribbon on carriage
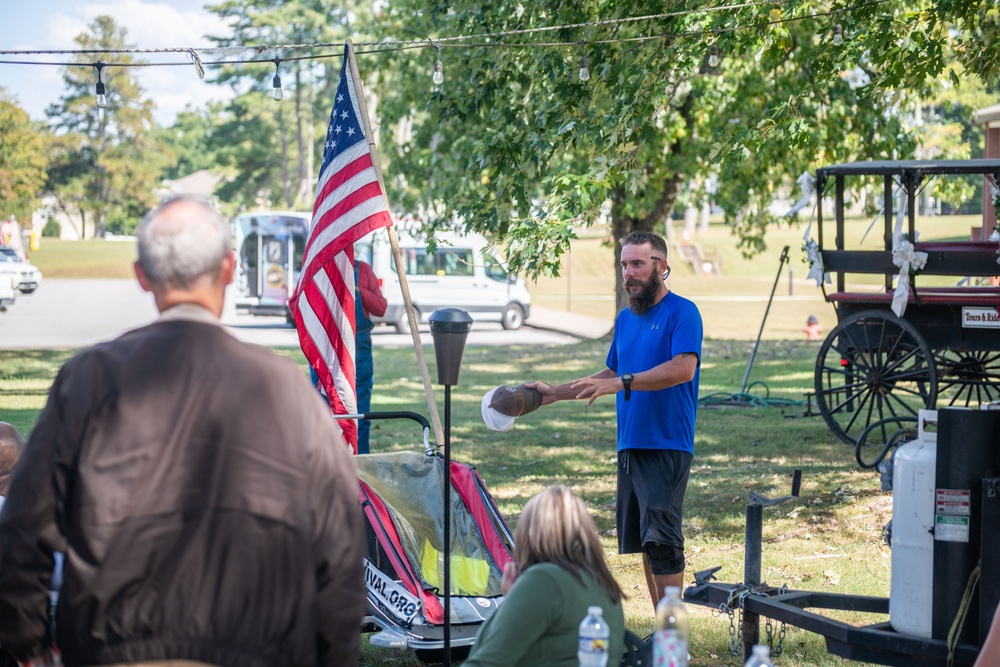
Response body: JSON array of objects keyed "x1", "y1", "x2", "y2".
[
  {"x1": 890, "y1": 197, "x2": 927, "y2": 317},
  {"x1": 804, "y1": 238, "x2": 829, "y2": 287},
  {"x1": 786, "y1": 171, "x2": 830, "y2": 287},
  {"x1": 785, "y1": 172, "x2": 816, "y2": 218}
]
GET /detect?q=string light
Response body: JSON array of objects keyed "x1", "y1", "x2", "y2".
[
  {"x1": 708, "y1": 30, "x2": 722, "y2": 69},
  {"x1": 271, "y1": 58, "x2": 283, "y2": 101},
  {"x1": 0, "y1": 0, "x2": 891, "y2": 118},
  {"x1": 432, "y1": 45, "x2": 443, "y2": 85},
  {"x1": 94, "y1": 62, "x2": 107, "y2": 108}
]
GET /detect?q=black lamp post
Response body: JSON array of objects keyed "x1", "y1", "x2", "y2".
[{"x1": 427, "y1": 308, "x2": 472, "y2": 667}]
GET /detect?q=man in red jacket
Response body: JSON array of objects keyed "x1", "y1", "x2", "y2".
[{"x1": 355, "y1": 260, "x2": 387, "y2": 454}]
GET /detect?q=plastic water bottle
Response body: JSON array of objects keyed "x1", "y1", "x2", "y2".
[
  {"x1": 743, "y1": 644, "x2": 775, "y2": 667},
  {"x1": 578, "y1": 605, "x2": 610, "y2": 667},
  {"x1": 653, "y1": 586, "x2": 689, "y2": 667}
]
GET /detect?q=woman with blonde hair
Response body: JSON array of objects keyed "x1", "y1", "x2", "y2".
[{"x1": 463, "y1": 485, "x2": 625, "y2": 667}]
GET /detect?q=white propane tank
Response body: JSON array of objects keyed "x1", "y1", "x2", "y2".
[{"x1": 889, "y1": 409, "x2": 937, "y2": 638}]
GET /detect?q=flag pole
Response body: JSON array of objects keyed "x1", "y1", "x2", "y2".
[{"x1": 346, "y1": 40, "x2": 445, "y2": 448}]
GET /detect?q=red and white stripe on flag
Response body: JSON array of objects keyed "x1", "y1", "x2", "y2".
[{"x1": 290, "y1": 45, "x2": 393, "y2": 453}]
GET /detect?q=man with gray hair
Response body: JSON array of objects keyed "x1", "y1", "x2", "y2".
[{"x1": 0, "y1": 197, "x2": 366, "y2": 667}]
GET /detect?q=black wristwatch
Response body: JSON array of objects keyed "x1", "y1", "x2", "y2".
[{"x1": 621, "y1": 373, "x2": 634, "y2": 401}]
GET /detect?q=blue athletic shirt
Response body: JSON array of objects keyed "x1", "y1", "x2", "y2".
[{"x1": 605, "y1": 291, "x2": 703, "y2": 454}]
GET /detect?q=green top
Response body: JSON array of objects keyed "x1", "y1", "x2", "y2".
[{"x1": 462, "y1": 562, "x2": 625, "y2": 667}]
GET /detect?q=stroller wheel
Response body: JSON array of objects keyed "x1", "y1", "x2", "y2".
[{"x1": 414, "y1": 645, "x2": 472, "y2": 665}]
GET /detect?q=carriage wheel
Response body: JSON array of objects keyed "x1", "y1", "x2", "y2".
[
  {"x1": 814, "y1": 309, "x2": 937, "y2": 444},
  {"x1": 933, "y1": 349, "x2": 1000, "y2": 408}
]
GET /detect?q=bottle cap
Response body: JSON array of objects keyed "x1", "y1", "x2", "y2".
[
  {"x1": 588, "y1": 606, "x2": 602, "y2": 616},
  {"x1": 753, "y1": 645, "x2": 769, "y2": 655},
  {"x1": 665, "y1": 586, "x2": 681, "y2": 596}
]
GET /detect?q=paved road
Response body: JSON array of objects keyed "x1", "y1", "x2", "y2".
[{"x1": 0, "y1": 279, "x2": 582, "y2": 349}]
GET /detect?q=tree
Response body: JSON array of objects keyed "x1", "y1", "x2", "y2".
[
  {"x1": 156, "y1": 102, "x2": 226, "y2": 181},
  {"x1": 198, "y1": 91, "x2": 292, "y2": 211},
  {"x1": 45, "y1": 16, "x2": 168, "y2": 238},
  {"x1": 205, "y1": 0, "x2": 376, "y2": 209},
  {"x1": 0, "y1": 91, "x2": 49, "y2": 220},
  {"x1": 370, "y1": 0, "x2": 998, "y2": 310}
]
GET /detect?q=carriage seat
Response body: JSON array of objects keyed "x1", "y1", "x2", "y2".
[{"x1": 827, "y1": 287, "x2": 1000, "y2": 307}]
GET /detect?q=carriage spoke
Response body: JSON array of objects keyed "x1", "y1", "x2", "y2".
[
  {"x1": 934, "y1": 349, "x2": 1000, "y2": 408},
  {"x1": 814, "y1": 309, "x2": 938, "y2": 443},
  {"x1": 885, "y1": 390, "x2": 922, "y2": 417},
  {"x1": 842, "y1": 390, "x2": 875, "y2": 435},
  {"x1": 829, "y1": 385, "x2": 873, "y2": 419},
  {"x1": 883, "y1": 366, "x2": 932, "y2": 382},
  {"x1": 888, "y1": 383, "x2": 932, "y2": 399},
  {"x1": 881, "y1": 346, "x2": 924, "y2": 376}
]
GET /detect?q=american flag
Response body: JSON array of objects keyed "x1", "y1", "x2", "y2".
[{"x1": 290, "y1": 46, "x2": 393, "y2": 452}]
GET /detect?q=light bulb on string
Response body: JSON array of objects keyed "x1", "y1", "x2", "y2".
[
  {"x1": 833, "y1": 23, "x2": 843, "y2": 46},
  {"x1": 271, "y1": 59, "x2": 283, "y2": 101},
  {"x1": 432, "y1": 45, "x2": 444, "y2": 86},
  {"x1": 94, "y1": 62, "x2": 107, "y2": 109},
  {"x1": 708, "y1": 44, "x2": 721, "y2": 68},
  {"x1": 578, "y1": 42, "x2": 590, "y2": 82}
]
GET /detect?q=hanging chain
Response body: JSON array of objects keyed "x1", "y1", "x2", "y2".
[
  {"x1": 773, "y1": 584, "x2": 789, "y2": 657},
  {"x1": 774, "y1": 619, "x2": 788, "y2": 657},
  {"x1": 723, "y1": 586, "x2": 749, "y2": 656},
  {"x1": 721, "y1": 584, "x2": 791, "y2": 658},
  {"x1": 726, "y1": 603, "x2": 739, "y2": 656}
]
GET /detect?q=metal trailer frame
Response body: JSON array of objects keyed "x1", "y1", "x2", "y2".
[
  {"x1": 684, "y1": 466, "x2": 1000, "y2": 667},
  {"x1": 684, "y1": 584, "x2": 981, "y2": 666}
]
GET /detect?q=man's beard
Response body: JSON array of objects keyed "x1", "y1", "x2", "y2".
[{"x1": 625, "y1": 273, "x2": 661, "y2": 315}]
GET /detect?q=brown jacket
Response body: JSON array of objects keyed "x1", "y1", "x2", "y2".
[{"x1": 0, "y1": 310, "x2": 365, "y2": 667}]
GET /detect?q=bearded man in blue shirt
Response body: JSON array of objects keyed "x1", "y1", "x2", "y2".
[{"x1": 529, "y1": 230, "x2": 702, "y2": 611}]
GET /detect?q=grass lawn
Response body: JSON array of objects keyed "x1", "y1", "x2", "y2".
[
  {"x1": 29, "y1": 239, "x2": 136, "y2": 280},
  {"x1": 0, "y1": 336, "x2": 891, "y2": 667}
]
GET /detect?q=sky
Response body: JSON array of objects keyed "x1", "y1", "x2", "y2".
[{"x1": 0, "y1": 0, "x2": 236, "y2": 126}]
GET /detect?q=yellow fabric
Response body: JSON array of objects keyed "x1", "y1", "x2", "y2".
[
  {"x1": 420, "y1": 539, "x2": 491, "y2": 596},
  {"x1": 421, "y1": 539, "x2": 442, "y2": 590}
]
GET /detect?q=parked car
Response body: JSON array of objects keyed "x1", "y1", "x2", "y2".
[
  {"x1": 0, "y1": 247, "x2": 42, "y2": 294},
  {"x1": 355, "y1": 228, "x2": 532, "y2": 332},
  {"x1": 0, "y1": 261, "x2": 16, "y2": 312}
]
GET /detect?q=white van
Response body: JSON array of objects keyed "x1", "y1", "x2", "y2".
[{"x1": 355, "y1": 229, "x2": 531, "y2": 332}]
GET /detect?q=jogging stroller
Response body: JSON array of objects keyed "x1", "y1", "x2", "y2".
[{"x1": 355, "y1": 412, "x2": 515, "y2": 663}]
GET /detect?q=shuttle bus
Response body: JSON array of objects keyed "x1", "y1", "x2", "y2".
[{"x1": 231, "y1": 211, "x2": 309, "y2": 321}]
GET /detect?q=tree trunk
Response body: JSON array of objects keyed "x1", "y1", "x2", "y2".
[
  {"x1": 294, "y1": 61, "x2": 309, "y2": 208},
  {"x1": 304, "y1": 84, "x2": 314, "y2": 205},
  {"x1": 608, "y1": 83, "x2": 698, "y2": 311},
  {"x1": 277, "y1": 106, "x2": 293, "y2": 208},
  {"x1": 609, "y1": 174, "x2": 685, "y2": 313}
]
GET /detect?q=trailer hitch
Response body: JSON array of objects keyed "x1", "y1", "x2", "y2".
[{"x1": 684, "y1": 469, "x2": 802, "y2": 661}]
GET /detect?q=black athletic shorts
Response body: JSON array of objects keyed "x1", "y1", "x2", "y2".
[{"x1": 616, "y1": 448, "x2": 693, "y2": 554}]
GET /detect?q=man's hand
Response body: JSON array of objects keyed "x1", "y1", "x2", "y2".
[
  {"x1": 501, "y1": 561, "x2": 520, "y2": 596},
  {"x1": 524, "y1": 381, "x2": 557, "y2": 406},
  {"x1": 571, "y1": 376, "x2": 623, "y2": 405}
]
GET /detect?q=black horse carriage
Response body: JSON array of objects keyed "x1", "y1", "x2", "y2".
[{"x1": 810, "y1": 159, "x2": 1000, "y2": 444}]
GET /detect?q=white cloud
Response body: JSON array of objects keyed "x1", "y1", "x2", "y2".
[
  {"x1": 70, "y1": 0, "x2": 232, "y2": 48},
  {"x1": 4, "y1": 0, "x2": 236, "y2": 124}
]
